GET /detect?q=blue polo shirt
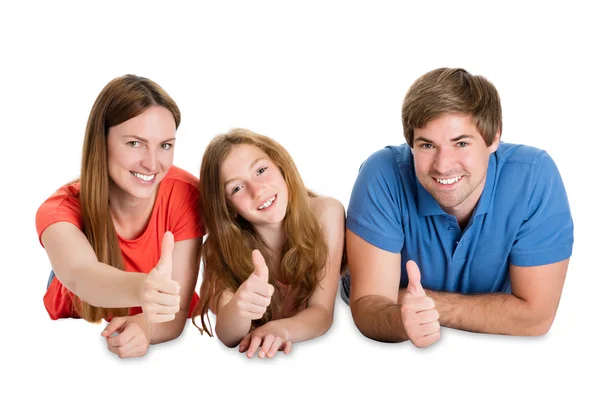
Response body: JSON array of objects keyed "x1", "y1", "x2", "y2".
[{"x1": 345, "y1": 142, "x2": 574, "y2": 294}]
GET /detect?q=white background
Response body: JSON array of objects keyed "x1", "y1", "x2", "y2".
[{"x1": 1, "y1": 1, "x2": 598, "y2": 399}]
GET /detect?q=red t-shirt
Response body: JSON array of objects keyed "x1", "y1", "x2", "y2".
[{"x1": 36, "y1": 166, "x2": 204, "y2": 320}]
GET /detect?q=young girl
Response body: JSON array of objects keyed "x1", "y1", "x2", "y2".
[
  {"x1": 194, "y1": 128, "x2": 345, "y2": 358},
  {"x1": 36, "y1": 74, "x2": 204, "y2": 358}
]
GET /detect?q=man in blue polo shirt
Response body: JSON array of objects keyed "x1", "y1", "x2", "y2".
[{"x1": 341, "y1": 67, "x2": 573, "y2": 348}]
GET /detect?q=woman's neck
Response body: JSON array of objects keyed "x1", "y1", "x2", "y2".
[{"x1": 108, "y1": 183, "x2": 157, "y2": 239}]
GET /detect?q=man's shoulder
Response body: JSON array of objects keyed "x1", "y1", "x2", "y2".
[
  {"x1": 360, "y1": 143, "x2": 413, "y2": 172},
  {"x1": 495, "y1": 142, "x2": 549, "y2": 166}
]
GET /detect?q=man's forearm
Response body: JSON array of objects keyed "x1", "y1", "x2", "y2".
[
  {"x1": 424, "y1": 290, "x2": 553, "y2": 336},
  {"x1": 350, "y1": 295, "x2": 409, "y2": 343}
]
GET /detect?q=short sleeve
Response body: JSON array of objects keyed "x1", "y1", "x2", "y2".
[
  {"x1": 346, "y1": 148, "x2": 405, "y2": 253},
  {"x1": 35, "y1": 186, "x2": 83, "y2": 247},
  {"x1": 169, "y1": 182, "x2": 204, "y2": 242},
  {"x1": 509, "y1": 153, "x2": 574, "y2": 266}
]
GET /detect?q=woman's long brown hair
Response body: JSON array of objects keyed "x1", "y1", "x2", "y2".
[
  {"x1": 77, "y1": 74, "x2": 181, "y2": 322},
  {"x1": 193, "y1": 128, "x2": 328, "y2": 335}
]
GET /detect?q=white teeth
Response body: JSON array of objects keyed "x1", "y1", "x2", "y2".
[
  {"x1": 258, "y1": 196, "x2": 276, "y2": 210},
  {"x1": 436, "y1": 176, "x2": 461, "y2": 185},
  {"x1": 131, "y1": 172, "x2": 155, "y2": 182}
]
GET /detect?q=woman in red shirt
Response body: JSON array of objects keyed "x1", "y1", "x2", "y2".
[{"x1": 36, "y1": 75, "x2": 203, "y2": 358}]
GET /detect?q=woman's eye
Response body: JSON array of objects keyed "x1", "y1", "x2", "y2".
[
  {"x1": 127, "y1": 141, "x2": 141, "y2": 148},
  {"x1": 160, "y1": 143, "x2": 173, "y2": 150}
]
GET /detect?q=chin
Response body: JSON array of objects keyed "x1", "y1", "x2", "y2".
[{"x1": 124, "y1": 187, "x2": 156, "y2": 200}]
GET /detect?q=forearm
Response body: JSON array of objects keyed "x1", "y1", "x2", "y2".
[
  {"x1": 70, "y1": 262, "x2": 146, "y2": 308},
  {"x1": 274, "y1": 305, "x2": 333, "y2": 343},
  {"x1": 350, "y1": 295, "x2": 408, "y2": 343},
  {"x1": 426, "y1": 290, "x2": 552, "y2": 336},
  {"x1": 149, "y1": 315, "x2": 187, "y2": 345},
  {"x1": 215, "y1": 301, "x2": 252, "y2": 347}
]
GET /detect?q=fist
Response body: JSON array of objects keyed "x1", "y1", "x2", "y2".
[
  {"x1": 141, "y1": 231, "x2": 181, "y2": 323},
  {"x1": 401, "y1": 260, "x2": 440, "y2": 348},
  {"x1": 232, "y1": 249, "x2": 274, "y2": 320}
]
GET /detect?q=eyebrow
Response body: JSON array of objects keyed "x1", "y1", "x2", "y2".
[
  {"x1": 414, "y1": 134, "x2": 476, "y2": 143},
  {"x1": 224, "y1": 158, "x2": 266, "y2": 186},
  {"x1": 123, "y1": 135, "x2": 176, "y2": 143}
]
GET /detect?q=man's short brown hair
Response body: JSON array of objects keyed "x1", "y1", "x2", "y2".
[{"x1": 402, "y1": 68, "x2": 502, "y2": 147}]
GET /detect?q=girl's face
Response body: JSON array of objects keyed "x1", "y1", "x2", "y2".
[
  {"x1": 106, "y1": 106, "x2": 176, "y2": 201},
  {"x1": 221, "y1": 144, "x2": 289, "y2": 227}
]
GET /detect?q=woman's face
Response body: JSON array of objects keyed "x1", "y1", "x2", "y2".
[
  {"x1": 106, "y1": 106, "x2": 176, "y2": 201},
  {"x1": 220, "y1": 144, "x2": 289, "y2": 227}
]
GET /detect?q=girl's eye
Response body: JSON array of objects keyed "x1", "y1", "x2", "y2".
[
  {"x1": 257, "y1": 167, "x2": 267, "y2": 175},
  {"x1": 160, "y1": 143, "x2": 173, "y2": 150},
  {"x1": 232, "y1": 186, "x2": 242, "y2": 194}
]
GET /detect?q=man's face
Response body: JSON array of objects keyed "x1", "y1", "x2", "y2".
[{"x1": 412, "y1": 113, "x2": 499, "y2": 217}]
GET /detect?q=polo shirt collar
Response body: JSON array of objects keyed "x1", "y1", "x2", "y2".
[{"x1": 473, "y1": 152, "x2": 496, "y2": 216}]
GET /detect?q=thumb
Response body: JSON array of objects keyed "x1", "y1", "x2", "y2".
[
  {"x1": 251, "y1": 249, "x2": 269, "y2": 282},
  {"x1": 102, "y1": 317, "x2": 127, "y2": 337},
  {"x1": 156, "y1": 231, "x2": 174, "y2": 277},
  {"x1": 406, "y1": 260, "x2": 426, "y2": 297}
]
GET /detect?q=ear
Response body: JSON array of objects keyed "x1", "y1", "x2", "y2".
[{"x1": 488, "y1": 130, "x2": 501, "y2": 154}]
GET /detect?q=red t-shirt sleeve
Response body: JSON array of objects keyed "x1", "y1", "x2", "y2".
[
  {"x1": 36, "y1": 184, "x2": 83, "y2": 320},
  {"x1": 35, "y1": 184, "x2": 83, "y2": 247}
]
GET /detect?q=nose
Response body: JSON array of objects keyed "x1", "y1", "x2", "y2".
[
  {"x1": 140, "y1": 149, "x2": 157, "y2": 172},
  {"x1": 432, "y1": 146, "x2": 455, "y2": 175},
  {"x1": 247, "y1": 180, "x2": 265, "y2": 200}
]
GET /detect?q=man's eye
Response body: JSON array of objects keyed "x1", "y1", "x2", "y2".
[
  {"x1": 457, "y1": 142, "x2": 469, "y2": 147},
  {"x1": 420, "y1": 143, "x2": 433, "y2": 149}
]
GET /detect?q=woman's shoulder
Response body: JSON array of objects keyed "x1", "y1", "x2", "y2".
[
  {"x1": 38, "y1": 180, "x2": 82, "y2": 212},
  {"x1": 36, "y1": 181, "x2": 83, "y2": 244},
  {"x1": 158, "y1": 166, "x2": 200, "y2": 200},
  {"x1": 309, "y1": 195, "x2": 346, "y2": 221},
  {"x1": 162, "y1": 165, "x2": 199, "y2": 188}
]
